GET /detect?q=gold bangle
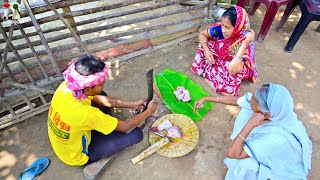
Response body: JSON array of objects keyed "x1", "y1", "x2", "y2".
[
  {"x1": 216, "y1": 96, "x2": 219, "y2": 103},
  {"x1": 238, "y1": 134, "x2": 246, "y2": 141}
]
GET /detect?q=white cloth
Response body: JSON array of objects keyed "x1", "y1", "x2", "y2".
[{"x1": 224, "y1": 84, "x2": 312, "y2": 180}]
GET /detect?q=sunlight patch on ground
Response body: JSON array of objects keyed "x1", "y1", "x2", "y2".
[
  {"x1": 307, "y1": 112, "x2": 319, "y2": 119},
  {"x1": 98, "y1": 30, "x2": 108, "y2": 36},
  {"x1": 292, "y1": 62, "x2": 305, "y2": 71},
  {"x1": 100, "y1": 21, "x2": 109, "y2": 26},
  {"x1": 115, "y1": 61, "x2": 120, "y2": 76},
  {"x1": 110, "y1": 26, "x2": 133, "y2": 33},
  {"x1": 25, "y1": 154, "x2": 37, "y2": 166},
  {"x1": 0, "y1": 150, "x2": 17, "y2": 169},
  {"x1": 295, "y1": 103, "x2": 304, "y2": 110},
  {"x1": 115, "y1": 60, "x2": 120, "y2": 69},
  {"x1": 133, "y1": 3, "x2": 143, "y2": 7},
  {"x1": 107, "y1": 71, "x2": 114, "y2": 80},
  {"x1": 289, "y1": 69, "x2": 297, "y2": 79},
  {"x1": 224, "y1": 105, "x2": 240, "y2": 116},
  {"x1": 309, "y1": 118, "x2": 320, "y2": 126},
  {"x1": 5, "y1": 174, "x2": 15, "y2": 180},
  {"x1": 305, "y1": 81, "x2": 317, "y2": 88},
  {"x1": 1, "y1": 168, "x2": 10, "y2": 177}
]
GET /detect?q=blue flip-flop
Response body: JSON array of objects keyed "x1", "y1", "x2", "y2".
[{"x1": 19, "y1": 157, "x2": 50, "y2": 180}]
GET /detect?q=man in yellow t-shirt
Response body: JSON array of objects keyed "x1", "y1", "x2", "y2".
[{"x1": 48, "y1": 55, "x2": 158, "y2": 166}]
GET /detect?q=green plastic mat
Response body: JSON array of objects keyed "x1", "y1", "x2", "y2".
[
  {"x1": 154, "y1": 69, "x2": 214, "y2": 121},
  {"x1": 218, "y1": 0, "x2": 237, "y2": 4}
]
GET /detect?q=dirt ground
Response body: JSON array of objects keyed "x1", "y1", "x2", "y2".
[{"x1": 1, "y1": 5, "x2": 320, "y2": 180}]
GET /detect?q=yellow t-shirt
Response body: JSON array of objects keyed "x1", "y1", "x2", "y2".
[{"x1": 48, "y1": 82, "x2": 118, "y2": 166}]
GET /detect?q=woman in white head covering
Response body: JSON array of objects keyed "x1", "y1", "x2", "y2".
[{"x1": 194, "y1": 83, "x2": 312, "y2": 179}]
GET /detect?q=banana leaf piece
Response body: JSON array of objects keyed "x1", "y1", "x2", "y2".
[{"x1": 154, "y1": 69, "x2": 214, "y2": 121}]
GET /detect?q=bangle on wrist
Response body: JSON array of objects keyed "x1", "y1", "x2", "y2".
[
  {"x1": 234, "y1": 55, "x2": 245, "y2": 62},
  {"x1": 216, "y1": 96, "x2": 219, "y2": 103},
  {"x1": 200, "y1": 41, "x2": 208, "y2": 48},
  {"x1": 238, "y1": 134, "x2": 246, "y2": 141}
]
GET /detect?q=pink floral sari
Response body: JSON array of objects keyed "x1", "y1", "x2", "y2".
[{"x1": 191, "y1": 6, "x2": 258, "y2": 96}]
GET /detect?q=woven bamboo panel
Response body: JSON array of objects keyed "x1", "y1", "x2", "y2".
[{"x1": 149, "y1": 114, "x2": 199, "y2": 158}]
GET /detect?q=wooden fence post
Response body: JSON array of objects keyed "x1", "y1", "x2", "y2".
[{"x1": 62, "y1": 6, "x2": 78, "y2": 32}]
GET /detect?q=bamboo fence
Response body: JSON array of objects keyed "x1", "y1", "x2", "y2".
[{"x1": 0, "y1": 0, "x2": 215, "y2": 129}]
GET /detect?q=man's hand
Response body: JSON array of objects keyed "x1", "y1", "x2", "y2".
[
  {"x1": 132, "y1": 99, "x2": 147, "y2": 109},
  {"x1": 146, "y1": 99, "x2": 159, "y2": 114}
]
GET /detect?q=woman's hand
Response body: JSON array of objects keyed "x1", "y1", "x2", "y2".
[
  {"x1": 204, "y1": 48, "x2": 215, "y2": 64},
  {"x1": 243, "y1": 29, "x2": 255, "y2": 46},
  {"x1": 247, "y1": 112, "x2": 270, "y2": 128},
  {"x1": 194, "y1": 97, "x2": 207, "y2": 112}
]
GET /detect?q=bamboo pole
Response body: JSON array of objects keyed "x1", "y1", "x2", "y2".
[
  {"x1": 43, "y1": 0, "x2": 89, "y2": 54},
  {"x1": 5, "y1": 12, "x2": 205, "y2": 64},
  {"x1": 5, "y1": 17, "x2": 205, "y2": 70},
  {"x1": 7, "y1": 82, "x2": 56, "y2": 94},
  {"x1": 208, "y1": 0, "x2": 215, "y2": 19},
  {"x1": 131, "y1": 137, "x2": 170, "y2": 164},
  {"x1": 18, "y1": 0, "x2": 97, "y2": 18},
  {"x1": 0, "y1": 24, "x2": 200, "y2": 82},
  {"x1": 108, "y1": 32, "x2": 198, "y2": 65},
  {"x1": 2, "y1": 3, "x2": 205, "y2": 54},
  {"x1": 0, "y1": 0, "x2": 187, "y2": 44},
  {"x1": 0, "y1": 50, "x2": 18, "y2": 83},
  {"x1": 0, "y1": 25, "x2": 14, "y2": 78},
  {"x1": 0, "y1": 94, "x2": 40, "y2": 114},
  {"x1": 0, "y1": 24, "x2": 37, "y2": 85},
  {"x1": 16, "y1": 23, "x2": 49, "y2": 81},
  {"x1": 0, "y1": 103, "x2": 36, "y2": 121},
  {"x1": 61, "y1": 6, "x2": 78, "y2": 32},
  {"x1": 0, "y1": 24, "x2": 47, "y2": 103},
  {"x1": 60, "y1": 20, "x2": 205, "y2": 63},
  {"x1": 0, "y1": 90, "x2": 16, "y2": 116},
  {"x1": 88, "y1": 15, "x2": 204, "y2": 49},
  {"x1": 0, "y1": 53, "x2": 34, "y2": 111},
  {"x1": 0, "y1": 76, "x2": 63, "y2": 100},
  {"x1": 21, "y1": 0, "x2": 62, "y2": 77},
  {"x1": 0, "y1": 103, "x2": 51, "y2": 129},
  {"x1": 2, "y1": 0, "x2": 152, "y2": 33}
]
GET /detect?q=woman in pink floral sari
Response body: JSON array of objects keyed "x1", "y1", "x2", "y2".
[{"x1": 191, "y1": 6, "x2": 258, "y2": 96}]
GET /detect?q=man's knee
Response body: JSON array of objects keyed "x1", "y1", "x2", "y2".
[{"x1": 130, "y1": 127, "x2": 143, "y2": 144}]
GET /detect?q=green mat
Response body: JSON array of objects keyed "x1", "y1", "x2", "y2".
[
  {"x1": 154, "y1": 69, "x2": 214, "y2": 121},
  {"x1": 218, "y1": 0, "x2": 237, "y2": 4}
]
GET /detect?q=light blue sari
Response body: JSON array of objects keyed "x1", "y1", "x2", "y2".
[{"x1": 224, "y1": 84, "x2": 312, "y2": 180}]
